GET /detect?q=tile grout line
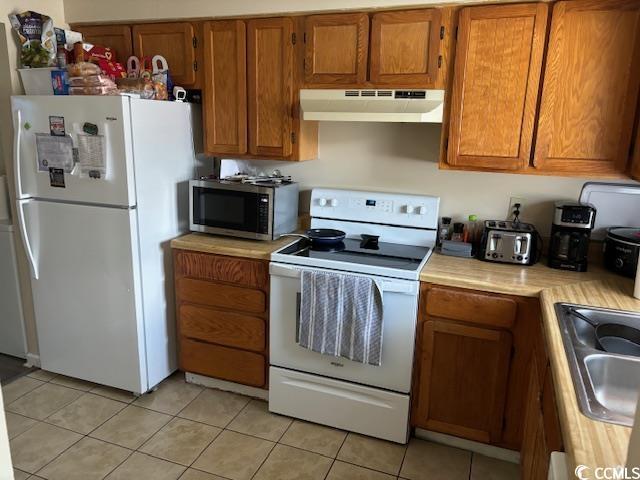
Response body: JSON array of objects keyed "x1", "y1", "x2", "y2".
[
  {"x1": 322, "y1": 426, "x2": 351, "y2": 480},
  {"x1": 184, "y1": 390, "x2": 254, "y2": 472},
  {"x1": 397, "y1": 434, "x2": 411, "y2": 478}
]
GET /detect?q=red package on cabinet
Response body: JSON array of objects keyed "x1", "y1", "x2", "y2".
[
  {"x1": 73, "y1": 42, "x2": 116, "y2": 63},
  {"x1": 98, "y1": 58, "x2": 126, "y2": 80}
]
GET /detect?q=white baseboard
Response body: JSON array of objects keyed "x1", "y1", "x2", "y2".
[
  {"x1": 414, "y1": 428, "x2": 520, "y2": 464},
  {"x1": 185, "y1": 372, "x2": 269, "y2": 401},
  {"x1": 24, "y1": 353, "x2": 40, "y2": 368}
]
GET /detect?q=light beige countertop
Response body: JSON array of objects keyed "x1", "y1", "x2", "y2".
[
  {"x1": 170, "y1": 232, "x2": 294, "y2": 260},
  {"x1": 172, "y1": 234, "x2": 638, "y2": 471},
  {"x1": 540, "y1": 279, "x2": 639, "y2": 472},
  {"x1": 420, "y1": 252, "x2": 615, "y2": 297}
]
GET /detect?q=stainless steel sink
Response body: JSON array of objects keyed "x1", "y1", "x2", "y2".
[{"x1": 555, "y1": 303, "x2": 640, "y2": 426}]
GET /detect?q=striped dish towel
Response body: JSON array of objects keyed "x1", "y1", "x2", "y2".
[{"x1": 298, "y1": 270, "x2": 384, "y2": 366}]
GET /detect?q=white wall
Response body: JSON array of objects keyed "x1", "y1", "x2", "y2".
[
  {"x1": 224, "y1": 122, "x2": 599, "y2": 236},
  {"x1": 63, "y1": 0, "x2": 496, "y2": 23},
  {"x1": 0, "y1": 0, "x2": 67, "y2": 357}
]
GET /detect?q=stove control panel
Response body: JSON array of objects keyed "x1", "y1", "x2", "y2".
[{"x1": 311, "y1": 188, "x2": 439, "y2": 229}]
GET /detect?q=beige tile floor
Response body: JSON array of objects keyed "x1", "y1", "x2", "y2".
[{"x1": 2, "y1": 371, "x2": 520, "y2": 480}]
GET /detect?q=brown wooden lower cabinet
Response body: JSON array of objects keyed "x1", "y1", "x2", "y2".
[
  {"x1": 180, "y1": 338, "x2": 265, "y2": 387},
  {"x1": 412, "y1": 283, "x2": 563, "y2": 459},
  {"x1": 174, "y1": 249, "x2": 269, "y2": 389},
  {"x1": 521, "y1": 353, "x2": 563, "y2": 479}
]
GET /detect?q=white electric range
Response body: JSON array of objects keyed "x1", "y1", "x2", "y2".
[{"x1": 269, "y1": 188, "x2": 440, "y2": 443}]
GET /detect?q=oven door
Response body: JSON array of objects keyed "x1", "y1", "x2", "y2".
[
  {"x1": 269, "y1": 262, "x2": 419, "y2": 393},
  {"x1": 189, "y1": 181, "x2": 273, "y2": 240}
]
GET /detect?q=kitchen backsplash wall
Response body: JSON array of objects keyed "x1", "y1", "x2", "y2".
[{"x1": 221, "y1": 122, "x2": 599, "y2": 236}]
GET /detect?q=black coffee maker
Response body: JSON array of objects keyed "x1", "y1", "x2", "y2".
[{"x1": 548, "y1": 202, "x2": 596, "y2": 272}]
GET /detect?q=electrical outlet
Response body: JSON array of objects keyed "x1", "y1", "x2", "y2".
[{"x1": 507, "y1": 197, "x2": 525, "y2": 221}]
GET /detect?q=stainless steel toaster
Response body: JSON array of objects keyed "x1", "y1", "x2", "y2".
[{"x1": 478, "y1": 220, "x2": 540, "y2": 265}]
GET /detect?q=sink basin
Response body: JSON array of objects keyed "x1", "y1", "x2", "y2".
[{"x1": 555, "y1": 303, "x2": 640, "y2": 426}]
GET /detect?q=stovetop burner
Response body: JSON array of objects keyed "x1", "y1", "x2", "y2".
[{"x1": 279, "y1": 237, "x2": 431, "y2": 272}]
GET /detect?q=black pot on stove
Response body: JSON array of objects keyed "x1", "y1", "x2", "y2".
[{"x1": 603, "y1": 227, "x2": 640, "y2": 278}]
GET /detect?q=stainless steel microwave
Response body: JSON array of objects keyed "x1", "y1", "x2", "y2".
[{"x1": 189, "y1": 179, "x2": 299, "y2": 240}]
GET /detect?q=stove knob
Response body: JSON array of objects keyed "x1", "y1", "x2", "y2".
[
  {"x1": 318, "y1": 198, "x2": 327, "y2": 207},
  {"x1": 417, "y1": 206, "x2": 427, "y2": 215},
  {"x1": 615, "y1": 258, "x2": 624, "y2": 269},
  {"x1": 330, "y1": 199, "x2": 338, "y2": 207},
  {"x1": 405, "y1": 205, "x2": 415, "y2": 214}
]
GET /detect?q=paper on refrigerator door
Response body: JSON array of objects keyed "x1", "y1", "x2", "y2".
[
  {"x1": 36, "y1": 133, "x2": 74, "y2": 173},
  {"x1": 77, "y1": 134, "x2": 106, "y2": 179}
]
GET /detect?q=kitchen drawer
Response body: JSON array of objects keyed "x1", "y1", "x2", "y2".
[
  {"x1": 179, "y1": 304, "x2": 266, "y2": 352},
  {"x1": 177, "y1": 277, "x2": 267, "y2": 314},
  {"x1": 175, "y1": 250, "x2": 268, "y2": 288},
  {"x1": 180, "y1": 338, "x2": 266, "y2": 387},
  {"x1": 426, "y1": 287, "x2": 517, "y2": 329}
]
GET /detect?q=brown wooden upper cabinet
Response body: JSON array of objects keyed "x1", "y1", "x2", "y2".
[
  {"x1": 133, "y1": 22, "x2": 198, "y2": 87},
  {"x1": 304, "y1": 13, "x2": 369, "y2": 85},
  {"x1": 444, "y1": 0, "x2": 640, "y2": 178},
  {"x1": 303, "y1": 9, "x2": 447, "y2": 88},
  {"x1": 74, "y1": 25, "x2": 133, "y2": 62},
  {"x1": 445, "y1": 4, "x2": 548, "y2": 171},
  {"x1": 533, "y1": 0, "x2": 640, "y2": 176},
  {"x1": 247, "y1": 17, "x2": 295, "y2": 158},
  {"x1": 370, "y1": 9, "x2": 442, "y2": 87},
  {"x1": 632, "y1": 120, "x2": 640, "y2": 180},
  {"x1": 202, "y1": 20, "x2": 247, "y2": 155}
]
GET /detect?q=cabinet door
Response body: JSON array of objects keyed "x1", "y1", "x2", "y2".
[
  {"x1": 534, "y1": 0, "x2": 640, "y2": 175},
  {"x1": 133, "y1": 22, "x2": 197, "y2": 87},
  {"x1": 446, "y1": 4, "x2": 548, "y2": 170},
  {"x1": 369, "y1": 9, "x2": 441, "y2": 86},
  {"x1": 415, "y1": 320, "x2": 513, "y2": 443},
  {"x1": 75, "y1": 25, "x2": 133, "y2": 62},
  {"x1": 631, "y1": 120, "x2": 640, "y2": 180},
  {"x1": 304, "y1": 13, "x2": 369, "y2": 85},
  {"x1": 202, "y1": 21, "x2": 247, "y2": 155},
  {"x1": 521, "y1": 358, "x2": 542, "y2": 479},
  {"x1": 247, "y1": 18, "x2": 294, "y2": 157}
]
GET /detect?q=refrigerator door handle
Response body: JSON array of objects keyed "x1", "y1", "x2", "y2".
[
  {"x1": 13, "y1": 109, "x2": 25, "y2": 199},
  {"x1": 16, "y1": 199, "x2": 38, "y2": 279}
]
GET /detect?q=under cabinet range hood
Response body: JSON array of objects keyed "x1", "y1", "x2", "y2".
[{"x1": 300, "y1": 89, "x2": 445, "y2": 123}]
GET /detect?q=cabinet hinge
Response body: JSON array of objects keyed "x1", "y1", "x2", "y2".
[
  {"x1": 291, "y1": 132, "x2": 296, "y2": 144},
  {"x1": 455, "y1": 26, "x2": 459, "y2": 39},
  {"x1": 444, "y1": 137, "x2": 449, "y2": 151},
  {"x1": 292, "y1": 33, "x2": 297, "y2": 45},
  {"x1": 193, "y1": 60, "x2": 198, "y2": 71},
  {"x1": 303, "y1": 32, "x2": 307, "y2": 43},
  {"x1": 440, "y1": 26, "x2": 445, "y2": 40},
  {"x1": 192, "y1": 36, "x2": 197, "y2": 48},
  {"x1": 303, "y1": 58, "x2": 306, "y2": 70},
  {"x1": 438, "y1": 55, "x2": 442, "y2": 68}
]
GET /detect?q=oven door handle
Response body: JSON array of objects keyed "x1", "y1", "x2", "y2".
[{"x1": 270, "y1": 263, "x2": 418, "y2": 295}]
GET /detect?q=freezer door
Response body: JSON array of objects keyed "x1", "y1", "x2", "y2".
[
  {"x1": 11, "y1": 96, "x2": 136, "y2": 207},
  {"x1": 22, "y1": 199, "x2": 147, "y2": 393}
]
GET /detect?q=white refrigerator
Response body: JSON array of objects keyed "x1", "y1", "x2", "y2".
[{"x1": 11, "y1": 95, "x2": 198, "y2": 394}]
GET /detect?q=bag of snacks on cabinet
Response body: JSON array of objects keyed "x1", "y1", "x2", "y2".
[
  {"x1": 73, "y1": 42, "x2": 116, "y2": 64},
  {"x1": 151, "y1": 55, "x2": 171, "y2": 100},
  {"x1": 67, "y1": 62, "x2": 101, "y2": 77},
  {"x1": 9, "y1": 11, "x2": 56, "y2": 67}
]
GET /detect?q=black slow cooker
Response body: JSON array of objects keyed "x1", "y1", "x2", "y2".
[{"x1": 603, "y1": 227, "x2": 640, "y2": 278}]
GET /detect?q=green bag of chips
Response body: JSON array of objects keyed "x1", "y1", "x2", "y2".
[{"x1": 9, "y1": 11, "x2": 57, "y2": 68}]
